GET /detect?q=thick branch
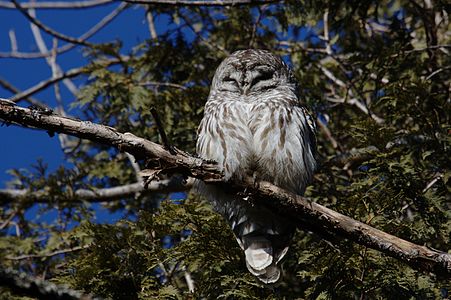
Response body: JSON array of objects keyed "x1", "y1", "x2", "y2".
[
  {"x1": 0, "y1": 267, "x2": 100, "y2": 300},
  {"x1": 0, "y1": 100, "x2": 449, "y2": 278},
  {"x1": 0, "y1": 100, "x2": 220, "y2": 181}
]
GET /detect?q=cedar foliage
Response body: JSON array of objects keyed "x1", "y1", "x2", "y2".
[{"x1": 0, "y1": 0, "x2": 450, "y2": 299}]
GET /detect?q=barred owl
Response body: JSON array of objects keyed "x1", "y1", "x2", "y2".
[{"x1": 196, "y1": 49, "x2": 316, "y2": 283}]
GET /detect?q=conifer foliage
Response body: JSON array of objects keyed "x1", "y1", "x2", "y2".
[{"x1": 0, "y1": 1, "x2": 449, "y2": 299}]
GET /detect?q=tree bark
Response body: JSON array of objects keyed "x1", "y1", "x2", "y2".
[{"x1": 0, "y1": 99, "x2": 450, "y2": 278}]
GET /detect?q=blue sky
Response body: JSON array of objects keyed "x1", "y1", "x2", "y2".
[
  {"x1": 0, "y1": 3, "x2": 168, "y2": 188},
  {"x1": 0, "y1": 3, "x2": 173, "y2": 227}
]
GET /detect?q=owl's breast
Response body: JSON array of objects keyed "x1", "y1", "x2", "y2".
[{"x1": 247, "y1": 101, "x2": 316, "y2": 194}]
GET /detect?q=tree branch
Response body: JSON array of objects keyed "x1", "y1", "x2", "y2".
[
  {"x1": 0, "y1": 99, "x2": 449, "y2": 278},
  {"x1": 0, "y1": 266, "x2": 100, "y2": 300},
  {"x1": 11, "y1": 0, "x2": 96, "y2": 47},
  {"x1": 5, "y1": 245, "x2": 90, "y2": 260},
  {"x1": 122, "y1": 0, "x2": 280, "y2": 6},
  {"x1": 0, "y1": 0, "x2": 113, "y2": 9},
  {"x1": 9, "y1": 58, "x2": 124, "y2": 102},
  {"x1": 0, "y1": 77, "x2": 47, "y2": 108},
  {"x1": 0, "y1": 0, "x2": 279, "y2": 9},
  {"x1": 0, "y1": 3, "x2": 126, "y2": 59},
  {"x1": 0, "y1": 177, "x2": 193, "y2": 205}
]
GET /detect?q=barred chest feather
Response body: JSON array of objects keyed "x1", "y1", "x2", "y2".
[{"x1": 197, "y1": 95, "x2": 316, "y2": 195}]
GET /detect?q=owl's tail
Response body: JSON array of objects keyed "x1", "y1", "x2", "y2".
[
  {"x1": 196, "y1": 182, "x2": 294, "y2": 284},
  {"x1": 228, "y1": 204, "x2": 294, "y2": 283}
]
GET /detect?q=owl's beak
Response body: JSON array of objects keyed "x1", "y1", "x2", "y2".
[
  {"x1": 242, "y1": 84, "x2": 251, "y2": 96},
  {"x1": 240, "y1": 73, "x2": 251, "y2": 95}
]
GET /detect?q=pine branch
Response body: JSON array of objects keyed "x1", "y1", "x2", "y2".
[{"x1": 0, "y1": 99, "x2": 450, "y2": 278}]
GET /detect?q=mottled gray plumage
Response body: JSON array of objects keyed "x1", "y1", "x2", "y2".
[{"x1": 196, "y1": 49, "x2": 316, "y2": 283}]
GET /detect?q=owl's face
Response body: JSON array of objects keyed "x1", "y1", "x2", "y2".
[{"x1": 211, "y1": 49, "x2": 297, "y2": 98}]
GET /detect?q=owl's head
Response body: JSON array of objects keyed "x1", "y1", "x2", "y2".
[{"x1": 211, "y1": 49, "x2": 297, "y2": 97}]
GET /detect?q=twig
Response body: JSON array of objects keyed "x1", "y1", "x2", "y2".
[
  {"x1": 122, "y1": 0, "x2": 280, "y2": 6},
  {"x1": 11, "y1": 0, "x2": 95, "y2": 47},
  {"x1": 316, "y1": 118, "x2": 340, "y2": 150},
  {"x1": 9, "y1": 57, "x2": 124, "y2": 102},
  {"x1": 0, "y1": 77, "x2": 47, "y2": 108},
  {"x1": 422, "y1": 173, "x2": 443, "y2": 193},
  {"x1": 183, "y1": 269, "x2": 195, "y2": 292},
  {"x1": 324, "y1": 146, "x2": 379, "y2": 169},
  {"x1": 178, "y1": 12, "x2": 229, "y2": 55},
  {"x1": 0, "y1": 3, "x2": 127, "y2": 59},
  {"x1": 8, "y1": 29, "x2": 18, "y2": 52},
  {"x1": 139, "y1": 81, "x2": 187, "y2": 90},
  {"x1": 125, "y1": 152, "x2": 145, "y2": 199},
  {"x1": 325, "y1": 96, "x2": 384, "y2": 124},
  {"x1": 277, "y1": 41, "x2": 329, "y2": 54},
  {"x1": 249, "y1": 6, "x2": 263, "y2": 48},
  {"x1": 29, "y1": 10, "x2": 78, "y2": 96},
  {"x1": 9, "y1": 67, "x2": 85, "y2": 102},
  {"x1": 150, "y1": 107, "x2": 177, "y2": 155},
  {"x1": 5, "y1": 245, "x2": 90, "y2": 260},
  {"x1": 146, "y1": 9, "x2": 158, "y2": 40},
  {"x1": 0, "y1": 211, "x2": 17, "y2": 231},
  {"x1": 0, "y1": 101, "x2": 450, "y2": 277},
  {"x1": 0, "y1": 0, "x2": 113, "y2": 9},
  {"x1": 322, "y1": 9, "x2": 332, "y2": 55},
  {"x1": 0, "y1": 177, "x2": 194, "y2": 204},
  {"x1": 425, "y1": 66, "x2": 451, "y2": 80}
]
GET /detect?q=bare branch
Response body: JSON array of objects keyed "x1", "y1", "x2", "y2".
[
  {"x1": 122, "y1": 0, "x2": 280, "y2": 6},
  {"x1": 0, "y1": 3, "x2": 127, "y2": 59},
  {"x1": 9, "y1": 58, "x2": 123, "y2": 102},
  {"x1": 125, "y1": 152, "x2": 144, "y2": 183},
  {"x1": 9, "y1": 67, "x2": 84, "y2": 102},
  {"x1": 0, "y1": 177, "x2": 193, "y2": 204},
  {"x1": 139, "y1": 81, "x2": 187, "y2": 90},
  {"x1": 0, "y1": 77, "x2": 47, "y2": 108},
  {"x1": 0, "y1": 100, "x2": 449, "y2": 278},
  {"x1": 8, "y1": 29, "x2": 18, "y2": 52},
  {"x1": 0, "y1": 0, "x2": 278, "y2": 9},
  {"x1": 322, "y1": 9, "x2": 332, "y2": 55},
  {"x1": 0, "y1": 0, "x2": 113, "y2": 9},
  {"x1": 29, "y1": 11, "x2": 78, "y2": 96},
  {"x1": 11, "y1": 0, "x2": 95, "y2": 47},
  {"x1": 0, "y1": 211, "x2": 17, "y2": 231},
  {"x1": 146, "y1": 9, "x2": 158, "y2": 40},
  {"x1": 319, "y1": 63, "x2": 385, "y2": 124}
]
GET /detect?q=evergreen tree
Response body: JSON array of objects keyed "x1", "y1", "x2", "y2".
[{"x1": 0, "y1": 0, "x2": 449, "y2": 298}]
